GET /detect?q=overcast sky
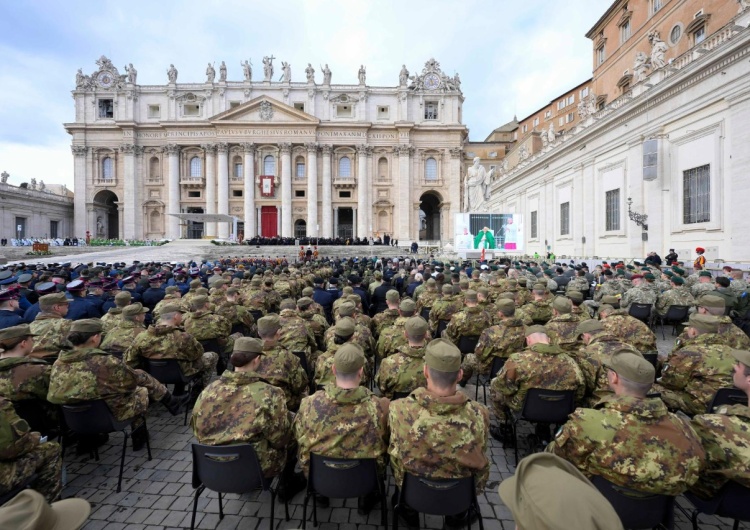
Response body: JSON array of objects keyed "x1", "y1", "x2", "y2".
[{"x1": 0, "y1": 0, "x2": 602, "y2": 189}]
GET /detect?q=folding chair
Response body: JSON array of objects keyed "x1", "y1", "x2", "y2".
[
  {"x1": 457, "y1": 336, "x2": 480, "y2": 358},
  {"x1": 475, "y1": 356, "x2": 506, "y2": 404},
  {"x1": 628, "y1": 303, "x2": 653, "y2": 326},
  {"x1": 684, "y1": 480, "x2": 750, "y2": 530},
  {"x1": 657, "y1": 305, "x2": 690, "y2": 340},
  {"x1": 706, "y1": 388, "x2": 748, "y2": 413},
  {"x1": 191, "y1": 443, "x2": 289, "y2": 530},
  {"x1": 142, "y1": 358, "x2": 198, "y2": 425},
  {"x1": 591, "y1": 475, "x2": 675, "y2": 529},
  {"x1": 12, "y1": 399, "x2": 61, "y2": 440},
  {"x1": 511, "y1": 389, "x2": 576, "y2": 465},
  {"x1": 436, "y1": 320, "x2": 450, "y2": 338},
  {"x1": 420, "y1": 307, "x2": 431, "y2": 321}
]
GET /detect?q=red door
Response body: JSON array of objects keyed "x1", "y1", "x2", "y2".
[{"x1": 261, "y1": 206, "x2": 278, "y2": 237}]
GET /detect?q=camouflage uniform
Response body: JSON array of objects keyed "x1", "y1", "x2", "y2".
[
  {"x1": 653, "y1": 334, "x2": 735, "y2": 415},
  {"x1": 655, "y1": 286, "x2": 694, "y2": 317},
  {"x1": 191, "y1": 370, "x2": 292, "y2": 478},
  {"x1": 294, "y1": 385, "x2": 389, "y2": 476},
  {"x1": 461, "y1": 318, "x2": 526, "y2": 381},
  {"x1": 729, "y1": 278, "x2": 749, "y2": 296},
  {"x1": 690, "y1": 405, "x2": 750, "y2": 498},
  {"x1": 515, "y1": 299, "x2": 553, "y2": 325},
  {"x1": 593, "y1": 280, "x2": 624, "y2": 303},
  {"x1": 571, "y1": 305, "x2": 593, "y2": 320},
  {"x1": 388, "y1": 387, "x2": 489, "y2": 493},
  {"x1": 298, "y1": 308, "x2": 329, "y2": 354},
  {"x1": 490, "y1": 343, "x2": 585, "y2": 421},
  {"x1": 547, "y1": 395, "x2": 705, "y2": 495},
  {"x1": 575, "y1": 332, "x2": 640, "y2": 407},
  {"x1": 0, "y1": 357, "x2": 51, "y2": 402},
  {"x1": 376, "y1": 344, "x2": 427, "y2": 399},
  {"x1": 125, "y1": 325, "x2": 218, "y2": 388},
  {"x1": 101, "y1": 308, "x2": 123, "y2": 334},
  {"x1": 325, "y1": 321, "x2": 375, "y2": 358},
  {"x1": 691, "y1": 282, "x2": 717, "y2": 298},
  {"x1": 415, "y1": 290, "x2": 439, "y2": 315},
  {"x1": 544, "y1": 314, "x2": 583, "y2": 352},
  {"x1": 153, "y1": 295, "x2": 189, "y2": 319},
  {"x1": 48, "y1": 346, "x2": 167, "y2": 422},
  {"x1": 0, "y1": 397, "x2": 61, "y2": 502},
  {"x1": 428, "y1": 295, "x2": 463, "y2": 333},
  {"x1": 372, "y1": 309, "x2": 399, "y2": 339},
  {"x1": 28, "y1": 313, "x2": 72, "y2": 359},
  {"x1": 277, "y1": 309, "x2": 318, "y2": 363},
  {"x1": 255, "y1": 340, "x2": 309, "y2": 412},
  {"x1": 215, "y1": 301, "x2": 257, "y2": 336},
  {"x1": 314, "y1": 345, "x2": 373, "y2": 389},
  {"x1": 445, "y1": 306, "x2": 494, "y2": 345},
  {"x1": 566, "y1": 277, "x2": 590, "y2": 295},
  {"x1": 183, "y1": 309, "x2": 231, "y2": 344},
  {"x1": 619, "y1": 286, "x2": 657, "y2": 312},
  {"x1": 674, "y1": 316, "x2": 750, "y2": 351},
  {"x1": 100, "y1": 320, "x2": 146, "y2": 355},
  {"x1": 600, "y1": 310, "x2": 658, "y2": 352}
]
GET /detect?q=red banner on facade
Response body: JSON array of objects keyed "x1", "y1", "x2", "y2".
[{"x1": 259, "y1": 175, "x2": 274, "y2": 197}]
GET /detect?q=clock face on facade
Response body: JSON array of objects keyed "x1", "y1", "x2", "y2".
[
  {"x1": 97, "y1": 71, "x2": 115, "y2": 89},
  {"x1": 424, "y1": 73, "x2": 441, "y2": 90}
]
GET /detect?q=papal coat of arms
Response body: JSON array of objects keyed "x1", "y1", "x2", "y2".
[{"x1": 259, "y1": 101, "x2": 274, "y2": 121}]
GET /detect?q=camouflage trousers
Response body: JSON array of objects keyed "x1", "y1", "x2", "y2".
[
  {"x1": 135, "y1": 369, "x2": 168, "y2": 402},
  {"x1": 198, "y1": 351, "x2": 219, "y2": 388},
  {"x1": 651, "y1": 384, "x2": 703, "y2": 416},
  {"x1": 0, "y1": 441, "x2": 62, "y2": 502},
  {"x1": 460, "y1": 354, "x2": 481, "y2": 384}
]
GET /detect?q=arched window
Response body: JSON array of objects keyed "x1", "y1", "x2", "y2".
[
  {"x1": 339, "y1": 156, "x2": 351, "y2": 178},
  {"x1": 149, "y1": 157, "x2": 159, "y2": 180},
  {"x1": 295, "y1": 156, "x2": 306, "y2": 179},
  {"x1": 102, "y1": 157, "x2": 114, "y2": 179},
  {"x1": 189, "y1": 156, "x2": 201, "y2": 177},
  {"x1": 378, "y1": 157, "x2": 388, "y2": 180},
  {"x1": 264, "y1": 155, "x2": 276, "y2": 175},
  {"x1": 425, "y1": 157, "x2": 438, "y2": 180},
  {"x1": 233, "y1": 156, "x2": 243, "y2": 178}
]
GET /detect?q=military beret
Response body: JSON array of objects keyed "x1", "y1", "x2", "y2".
[
  {"x1": 498, "y1": 453, "x2": 623, "y2": 530},
  {"x1": 604, "y1": 349, "x2": 654, "y2": 384},
  {"x1": 399, "y1": 298, "x2": 416, "y2": 312},
  {"x1": 602, "y1": 269, "x2": 613, "y2": 277},
  {"x1": 386, "y1": 290, "x2": 400, "y2": 302},
  {"x1": 601, "y1": 295, "x2": 620, "y2": 305},
  {"x1": 615, "y1": 269, "x2": 626, "y2": 276},
  {"x1": 70, "y1": 318, "x2": 103, "y2": 333},
  {"x1": 334, "y1": 343, "x2": 365, "y2": 374},
  {"x1": 0, "y1": 324, "x2": 37, "y2": 342},
  {"x1": 441, "y1": 284, "x2": 454, "y2": 295},
  {"x1": 257, "y1": 315, "x2": 281, "y2": 335},
  {"x1": 543, "y1": 269, "x2": 553, "y2": 276},
  {"x1": 66, "y1": 280, "x2": 86, "y2": 292},
  {"x1": 158, "y1": 303, "x2": 185, "y2": 315},
  {"x1": 122, "y1": 303, "x2": 149, "y2": 317},
  {"x1": 731, "y1": 349, "x2": 750, "y2": 368},
  {"x1": 34, "y1": 282, "x2": 57, "y2": 295},
  {"x1": 698, "y1": 271, "x2": 712, "y2": 278},
  {"x1": 626, "y1": 265, "x2": 636, "y2": 270},
  {"x1": 425, "y1": 338, "x2": 461, "y2": 372},
  {"x1": 686, "y1": 313, "x2": 720, "y2": 333},
  {"x1": 165, "y1": 286, "x2": 179, "y2": 294},
  {"x1": 673, "y1": 267, "x2": 686, "y2": 276},
  {"x1": 644, "y1": 273, "x2": 656, "y2": 281},
  {"x1": 233, "y1": 337, "x2": 264, "y2": 354},
  {"x1": 552, "y1": 296, "x2": 572, "y2": 314},
  {"x1": 575, "y1": 319, "x2": 603, "y2": 335},
  {"x1": 696, "y1": 247, "x2": 705, "y2": 253},
  {"x1": 405, "y1": 316, "x2": 429, "y2": 336},
  {"x1": 671, "y1": 276, "x2": 685, "y2": 285},
  {"x1": 698, "y1": 294, "x2": 725, "y2": 308},
  {"x1": 39, "y1": 292, "x2": 69, "y2": 308},
  {"x1": 338, "y1": 302, "x2": 356, "y2": 317},
  {"x1": 664, "y1": 270, "x2": 674, "y2": 277},
  {"x1": 334, "y1": 317, "x2": 356, "y2": 338},
  {"x1": 16, "y1": 273, "x2": 32, "y2": 284},
  {"x1": 464, "y1": 290, "x2": 478, "y2": 303},
  {"x1": 567, "y1": 291, "x2": 583, "y2": 303},
  {"x1": 630, "y1": 274, "x2": 644, "y2": 280},
  {"x1": 302, "y1": 287, "x2": 314, "y2": 296},
  {"x1": 525, "y1": 325, "x2": 547, "y2": 337},
  {"x1": 532, "y1": 282, "x2": 547, "y2": 291}
]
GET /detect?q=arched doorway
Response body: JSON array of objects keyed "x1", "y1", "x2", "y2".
[
  {"x1": 294, "y1": 219, "x2": 307, "y2": 239},
  {"x1": 92, "y1": 190, "x2": 119, "y2": 239},
  {"x1": 419, "y1": 192, "x2": 442, "y2": 241}
]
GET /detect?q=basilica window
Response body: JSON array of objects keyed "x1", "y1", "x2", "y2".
[
  {"x1": 620, "y1": 19, "x2": 631, "y2": 43},
  {"x1": 295, "y1": 156, "x2": 306, "y2": 179},
  {"x1": 102, "y1": 157, "x2": 114, "y2": 179},
  {"x1": 693, "y1": 25, "x2": 706, "y2": 44},
  {"x1": 424, "y1": 102, "x2": 438, "y2": 120},
  {"x1": 425, "y1": 157, "x2": 438, "y2": 181},
  {"x1": 605, "y1": 189, "x2": 620, "y2": 231},
  {"x1": 683, "y1": 165, "x2": 711, "y2": 224},
  {"x1": 378, "y1": 157, "x2": 389, "y2": 181},
  {"x1": 233, "y1": 156, "x2": 243, "y2": 178},
  {"x1": 530, "y1": 211, "x2": 538, "y2": 239},
  {"x1": 98, "y1": 99, "x2": 114, "y2": 119},
  {"x1": 149, "y1": 157, "x2": 160, "y2": 180},
  {"x1": 148, "y1": 105, "x2": 160, "y2": 119},
  {"x1": 189, "y1": 156, "x2": 202, "y2": 178},
  {"x1": 560, "y1": 202, "x2": 570, "y2": 235},
  {"x1": 264, "y1": 155, "x2": 276, "y2": 175},
  {"x1": 339, "y1": 156, "x2": 351, "y2": 178},
  {"x1": 597, "y1": 45, "x2": 605, "y2": 66}
]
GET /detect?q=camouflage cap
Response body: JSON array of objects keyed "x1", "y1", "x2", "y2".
[
  {"x1": 191, "y1": 295, "x2": 209, "y2": 310},
  {"x1": 226, "y1": 287, "x2": 239, "y2": 295},
  {"x1": 302, "y1": 287, "x2": 314, "y2": 296},
  {"x1": 338, "y1": 302, "x2": 356, "y2": 317},
  {"x1": 399, "y1": 298, "x2": 416, "y2": 312},
  {"x1": 601, "y1": 295, "x2": 620, "y2": 305},
  {"x1": 599, "y1": 304, "x2": 615, "y2": 313},
  {"x1": 496, "y1": 299, "x2": 515, "y2": 314},
  {"x1": 441, "y1": 284, "x2": 454, "y2": 295},
  {"x1": 297, "y1": 296, "x2": 313, "y2": 308},
  {"x1": 114, "y1": 291, "x2": 132, "y2": 302},
  {"x1": 386, "y1": 290, "x2": 400, "y2": 302},
  {"x1": 405, "y1": 316, "x2": 429, "y2": 336},
  {"x1": 464, "y1": 290, "x2": 478, "y2": 303},
  {"x1": 552, "y1": 296, "x2": 572, "y2": 314},
  {"x1": 233, "y1": 337, "x2": 264, "y2": 354},
  {"x1": 603, "y1": 349, "x2": 655, "y2": 384},
  {"x1": 566, "y1": 291, "x2": 583, "y2": 303},
  {"x1": 0, "y1": 324, "x2": 37, "y2": 342},
  {"x1": 190, "y1": 279, "x2": 202, "y2": 288},
  {"x1": 686, "y1": 313, "x2": 720, "y2": 333},
  {"x1": 39, "y1": 292, "x2": 69, "y2": 308},
  {"x1": 532, "y1": 282, "x2": 547, "y2": 291},
  {"x1": 342, "y1": 286, "x2": 354, "y2": 295},
  {"x1": 731, "y1": 349, "x2": 750, "y2": 368},
  {"x1": 459, "y1": 278, "x2": 469, "y2": 288},
  {"x1": 251, "y1": 278, "x2": 262, "y2": 286},
  {"x1": 424, "y1": 338, "x2": 461, "y2": 372},
  {"x1": 346, "y1": 294, "x2": 361, "y2": 305},
  {"x1": 575, "y1": 319, "x2": 603, "y2": 335},
  {"x1": 335, "y1": 317, "x2": 356, "y2": 338},
  {"x1": 165, "y1": 286, "x2": 179, "y2": 294},
  {"x1": 70, "y1": 318, "x2": 103, "y2": 333},
  {"x1": 159, "y1": 303, "x2": 185, "y2": 315},
  {"x1": 517, "y1": 277, "x2": 528, "y2": 286},
  {"x1": 122, "y1": 303, "x2": 149, "y2": 317},
  {"x1": 334, "y1": 343, "x2": 365, "y2": 374},
  {"x1": 257, "y1": 315, "x2": 281, "y2": 336},
  {"x1": 213, "y1": 279, "x2": 228, "y2": 287},
  {"x1": 698, "y1": 294, "x2": 725, "y2": 309},
  {"x1": 425, "y1": 278, "x2": 436, "y2": 286},
  {"x1": 498, "y1": 453, "x2": 623, "y2": 530},
  {"x1": 525, "y1": 325, "x2": 547, "y2": 337},
  {"x1": 195, "y1": 287, "x2": 209, "y2": 296},
  {"x1": 280, "y1": 298, "x2": 296, "y2": 310}
]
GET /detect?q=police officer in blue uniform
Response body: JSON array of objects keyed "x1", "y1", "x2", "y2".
[
  {"x1": 0, "y1": 287, "x2": 27, "y2": 329},
  {"x1": 65, "y1": 280, "x2": 101, "y2": 320}
]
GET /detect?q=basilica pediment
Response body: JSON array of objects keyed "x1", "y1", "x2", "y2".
[{"x1": 210, "y1": 96, "x2": 319, "y2": 124}]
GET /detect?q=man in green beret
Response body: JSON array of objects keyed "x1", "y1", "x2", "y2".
[
  {"x1": 294, "y1": 342, "x2": 389, "y2": 513},
  {"x1": 598, "y1": 303, "x2": 658, "y2": 353},
  {"x1": 619, "y1": 274, "x2": 657, "y2": 313},
  {"x1": 654, "y1": 276, "x2": 695, "y2": 318},
  {"x1": 182, "y1": 295, "x2": 233, "y2": 375},
  {"x1": 28, "y1": 293, "x2": 71, "y2": 360},
  {"x1": 653, "y1": 313, "x2": 736, "y2": 415},
  {"x1": 389, "y1": 338, "x2": 489, "y2": 528},
  {"x1": 428, "y1": 284, "x2": 463, "y2": 336},
  {"x1": 544, "y1": 296, "x2": 582, "y2": 353},
  {"x1": 548, "y1": 350, "x2": 706, "y2": 496},
  {"x1": 100, "y1": 303, "x2": 149, "y2": 356},
  {"x1": 689, "y1": 348, "x2": 750, "y2": 499},
  {"x1": 673, "y1": 295, "x2": 750, "y2": 351},
  {"x1": 377, "y1": 317, "x2": 429, "y2": 399},
  {"x1": 445, "y1": 290, "x2": 494, "y2": 347},
  {"x1": 691, "y1": 270, "x2": 717, "y2": 298}
]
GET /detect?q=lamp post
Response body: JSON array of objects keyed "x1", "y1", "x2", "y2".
[{"x1": 627, "y1": 197, "x2": 648, "y2": 231}]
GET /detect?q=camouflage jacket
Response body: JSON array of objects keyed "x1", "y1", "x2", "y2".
[
  {"x1": 415, "y1": 291, "x2": 439, "y2": 314},
  {"x1": 298, "y1": 310, "x2": 329, "y2": 351},
  {"x1": 600, "y1": 310, "x2": 657, "y2": 352},
  {"x1": 491, "y1": 343, "x2": 585, "y2": 416},
  {"x1": 473, "y1": 318, "x2": 527, "y2": 373},
  {"x1": 674, "y1": 316, "x2": 750, "y2": 352},
  {"x1": 183, "y1": 310, "x2": 231, "y2": 342},
  {"x1": 0, "y1": 357, "x2": 51, "y2": 402},
  {"x1": 325, "y1": 321, "x2": 375, "y2": 358},
  {"x1": 0, "y1": 397, "x2": 39, "y2": 460},
  {"x1": 516, "y1": 299, "x2": 553, "y2": 325},
  {"x1": 100, "y1": 320, "x2": 146, "y2": 354},
  {"x1": 445, "y1": 306, "x2": 494, "y2": 345},
  {"x1": 690, "y1": 405, "x2": 750, "y2": 498},
  {"x1": 314, "y1": 345, "x2": 372, "y2": 389},
  {"x1": 620, "y1": 286, "x2": 657, "y2": 312},
  {"x1": 191, "y1": 370, "x2": 291, "y2": 478},
  {"x1": 278, "y1": 309, "x2": 318, "y2": 356},
  {"x1": 658, "y1": 333, "x2": 735, "y2": 414},
  {"x1": 29, "y1": 313, "x2": 72, "y2": 359},
  {"x1": 48, "y1": 347, "x2": 150, "y2": 421},
  {"x1": 101, "y1": 308, "x2": 123, "y2": 334},
  {"x1": 566, "y1": 277, "x2": 590, "y2": 295},
  {"x1": 388, "y1": 387, "x2": 489, "y2": 493},
  {"x1": 124, "y1": 324, "x2": 205, "y2": 377},
  {"x1": 571, "y1": 305, "x2": 593, "y2": 320},
  {"x1": 655, "y1": 287, "x2": 694, "y2": 316},
  {"x1": 376, "y1": 344, "x2": 427, "y2": 399},
  {"x1": 691, "y1": 282, "x2": 717, "y2": 299},
  {"x1": 153, "y1": 295, "x2": 190, "y2": 320},
  {"x1": 255, "y1": 340, "x2": 309, "y2": 411},
  {"x1": 294, "y1": 385, "x2": 389, "y2": 476},
  {"x1": 575, "y1": 332, "x2": 640, "y2": 406},
  {"x1": 428, "y1": 295, "x2": 463, "y2": 332},
  {"x1": 372, "y1": 309, "x2": 399, "y2": 339},
  {"x1": 272, "y1": 280, "x2": 293, "y2": 299},
  {"x1": 215, "y1": 302, "x2": 256, "y2": 336},
  {"x1": 544, "y1": 314, "x2": 583, "y2": 352},
  {"x1": 261, "y1": 288, "x2": 281, "y2": 313},
  {"x1": 376, "y1": 317, "x2": 409, "y2": 360},
  {"x1": 594, "y1": 280, "x2": 624, "y2": 303},
  {"x1": 729, "y1": 279, "x2": 749, "y2": 295},
  {"x1": 548, "y1": 395, "x2": 705, "y2": 496}
]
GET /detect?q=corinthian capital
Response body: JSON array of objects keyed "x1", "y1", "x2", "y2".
[
  {"x1": 71, "y1": 145, "x2": 88, "y2": 157},
  {"x1": 164, "y1": 143, "x2": 180, "y2": 155},
  {"x1": 305, "y1": 142, "x2": 318, "y2": 153},
  {"x1": 240, "y1": 142, "x2": 256, "y2": 154},
  {"x1": 356, "y1": 144, "x2": 369, "y2": 155},
  {"x1": 216, "y1": 142, "x2": 229, "y2": 153},
  {"x1": 320, "y1": 145, "x2": 332, "y2": 156},
  {"x1": 279, "y1": 142, "x2": 292, "y2": 154},
  {"x1": 201, "y1": 143, "x2": 217, "y2": 154},
  {"x1": 397, "y1": 144, "x2": 413, "y2": 156},
  {"x1": 119, "y1": 143, "x2": 135, "y2": 154},
  {"x1": 449, "y1": 147, "x2": 463, "y2": 159}
]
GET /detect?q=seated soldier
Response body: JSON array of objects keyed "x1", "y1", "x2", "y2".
[
  {"x1": 548, "y1": 350, "x2": 705, "y2": 496},
  {"x1": 673, "y1": 294, "x2": 750, "y2": 351},
  {"x1": 294, "y1": 343, "x2": 389, "y2": 514},
  {"x1": 515, "y1": 283, "x2": 553, "y2": 326},
  {"x1": 598, "y1": 303, "x2": 657, "y2": 353},
  {"x1": 544, "y1": 296, "x2": 581, "y2": 352},
  {"x1": 445, "y1": 290, "x2": 494, "y2": 347},
  {"x1": 376, "y1": 299, "x2": 420, "y2": 360},
  {"x1": 326, "y1": 302, "x2": 376, "y2": 358},
  {"x1": 192, "y1": 337, "x2": 305, "y2": 500},
  {"x1": 377, "y1": 317, "x2": 428, "y2": 399},
  {"x1": 277, "y1": 299, "x2": 318, "y2": 366},
  {"x1": 101, "y1": 291, "x2": 131, "y2": 334},
  {"x1": 315, "y1": 318, "x2": 372, "y2": 389},
  {"x1": 182, "y1": 295, "x2": 233, "y2": 375},
  {"x1": 28, "y1": 293, "x2": 71, "y2": 360},
  {"x1": 99, "y1": 303, "x2": 149, "y2": 356}
]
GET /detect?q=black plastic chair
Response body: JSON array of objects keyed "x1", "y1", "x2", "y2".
[
  {"x1": 393, "y1": 472, "x2": 483, "y2": 530},
  {"x1": 475, "y1": 356, "x2": 507, "y2": 404},
  {"x1": 591, "y1": 475, "x2": 675, "y2": 529},
  {"x1": 420, "y1": 307, "x2": 431, "y2": 321},
  {"x1": 657, "y1": 305, "x2": 691, "y2": 340},
  {"x1": 302, "y1": 454, "x2": 385, "y2": 529},
  {"x1": 436, "y1": 319, "x2": 450, "y2": 338},
  {"x1": 0, "y1": 473, "x2": 38, "y2": 506},
  {"x1": 706, "y1": 388, "x2": 748, "y2": 413},
  {"x1": 61, "y1": 400, "x2": 151, "y2": 493},
  {"x1": 142, "y1": 358, "x2": 198, "y2": 425},
  {"x1": 249, "y1": 309, "x2": 264, "y2": 323},
  {"x1": 629, "y1": 303, "x2": 653, "y2": 326},
  {"x1": 511, "y1": 389, "x2": 576, "y2": 465},
  {"x1": 392, "y1": 391, "x2": 411, "y2": 400},
  {"x1": 191, "y1": 443, "x2": 289, "y2": 530},
  {"x1": 684, "y1": 480, "x2": 750, "y2": 530},
  {"x1": 12, "y1": 399, "x2": 60, "y2": 439},
  {"x1": 457, "y1": 335, "x2": 480, "y2": 357}
]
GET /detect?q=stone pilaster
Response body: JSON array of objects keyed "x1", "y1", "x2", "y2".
[
  {"x1": 203, "y1": 144, "x2": 217, "y2": 237},
  {"x1": 397, "y1": 144, "x2": 413, "y2": 241},
  {"x1": 449, "y1": 147, "x2": 463, "y2": 242},
  {"x1": 321, "y1": 145, "x2": 333, "y2": 237},
  {"x1": 72, "y1": 145, "x2": 88, "y2": 237},
  {"x1": 133, "y1": 145, "x2": 144, "y2": 239},
  {"x1": 165, "y1": 144, "x2": 181, "y2": 239},
  {"x1": 356, "y1": 144, "x2": 369, "y2": 238},
  {"x1": 217, "y1": 142, "x2": 229, "y2": 239},
  {"x1": 306, "y1": 143, "x2": 318, "y2": 237},
  {"x1": 120, "y1": 143, "x2": 136, "y2": 239},
  {"x1": 241, "y1": 143, "x2": 256, "y2": 239},
  {"x1": 279, "y1": 143, "x2": 292, "y2": 237}
]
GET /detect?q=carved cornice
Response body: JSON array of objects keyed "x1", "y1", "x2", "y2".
[
  {"x1": 279, "y1": 142, "x2": 292, "y2": 154},
  {"x1": 305, "y1": 142, "x2": 318, "y2": 153},
  {"x1": 449, "y1": 147, "x2": 463, "y2": 159},
  {"x1": 216, "y1": 142, "x2": 229, "y2": 154},
  {"x1": 164, "y1": 143, "x2": 180, "y2": 155},
  {"x1": 71, "y1": 145, "x2": 88, "y2": 157},
  {"x1": 240, "y1": 142, "x2": 256, "y2": 154}
]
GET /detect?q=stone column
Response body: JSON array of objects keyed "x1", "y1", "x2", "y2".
[
  {"x1": 166, "y1": 144, "x2": 180, "y2": 239},
  {"x1": 306, "y1": 143, "x2": 318, "y2": 237},
  {"x1": 120, "y1": 143, "x2": 136, "y2": 239},
  {"x1": 321, "y1": 145, "x2": 333, "y2": 237},
  {"x1": 241, "y1": 143, "x2": 256, "y2": 239},
  {"x1": 279, "y1": 143, "x2": 292, "y2": 237},
  {"x1": 448, "y1": 147, "x2": 463, "y2": 243},
  {"x1": 256, "y1": 208, "x2": 261, "y2": 236},
  {"x1": 397, "y1": 145, "x2": 412, "y2": 241},
  {"x1": 334, "y1": 206, "x2": 339, "y2": 238},
  {"x1": 203, "y1": 144, "x2": 217, "y2": 237},
  {"x1": 356, "y1": 144, "x2": 369, "y2": 239},
  {"x1": 133, "y1": 146, "x2": 144, "y2": 239},
  {"x1": 366, "y1": 146, "x2": 373, "y2": 236},
  {"x1": 72, "y1": 145, "x2": 88, "y2": 237},
  {"x1": 353, "y1": 207, "x2": 358, "y2": 238},
  {"x1": 217, "y1": 142, "x2": 230, "y2": 239}
]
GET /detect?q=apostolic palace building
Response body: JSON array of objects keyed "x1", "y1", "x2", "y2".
[{"x1": 65, "y1": 57, "x2": 466, "y2": 243}]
